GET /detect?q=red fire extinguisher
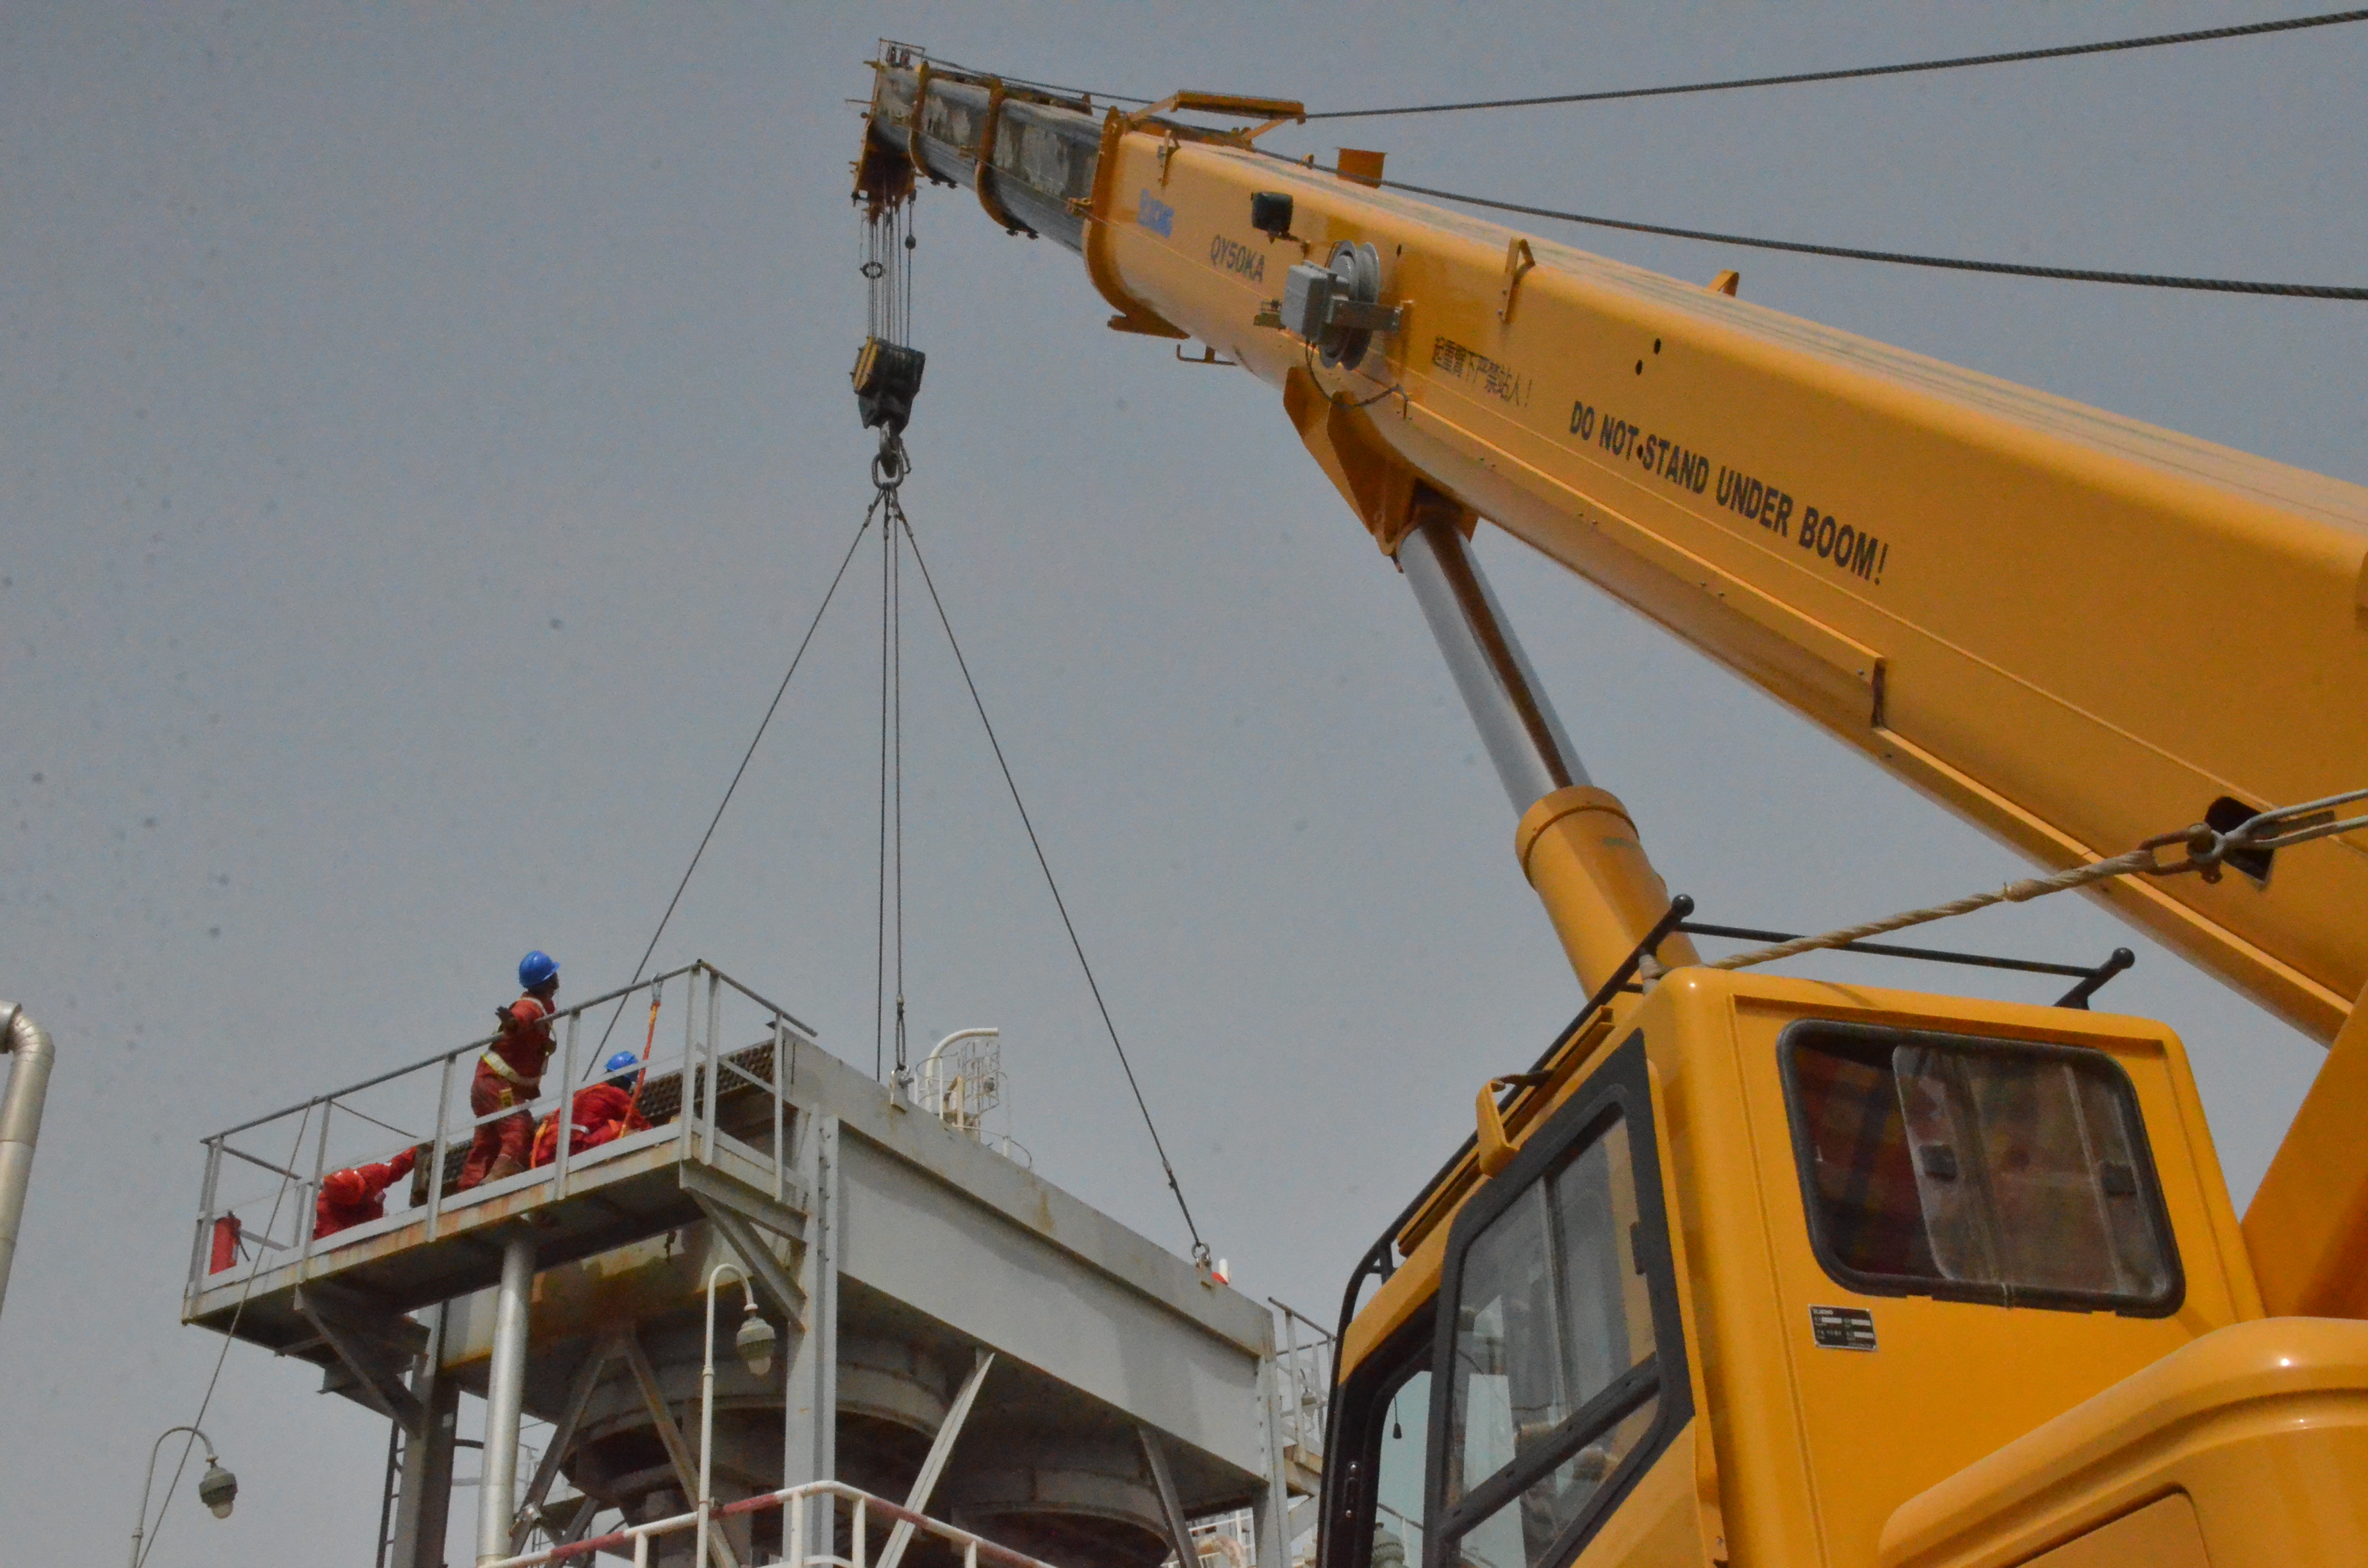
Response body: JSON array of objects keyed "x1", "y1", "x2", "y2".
[{"x1": 209, "y1": 1213, "x2": 244, "y2": 1273}]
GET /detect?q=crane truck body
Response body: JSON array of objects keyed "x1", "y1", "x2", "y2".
[{"x1": 853, "y1": 50, "x2": 2368, "y2": 1568}]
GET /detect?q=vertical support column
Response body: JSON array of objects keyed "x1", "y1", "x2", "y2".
[
  {"x1": 477, "y1": 1237, "x2": 536, "y2": 1567},
  {"x1": 679, "y1": 973, "x2": 699, "y2": 1161},
  {"x1": 301, "y1": 1098, "x2": 334, "y2": 1264},
  {"x1": 1253, "y1": 1330, "x2": 1291, "y2": 1568},
  {"x1": 426, "y1": 1053, "x2": 454, "y2": 1241},
  {"x1": 771, "y1": 1015, "x2": 787, "y2": 1205},
  {"x1": 782, "y1": 1115, "x2": 839, "y2": 1556},
  {"x1": 554, "y1": 1009, "x2": 580, "y2": 1198},
  {"x1": 391, "y1": 1303, "x2": 461, "y2": 1568},
  {"x1": 703, "y1": 969, "x2": 723, "y2": 1154},
  {"x1": 186, "y1": 1138, "x2": 222, "y2": 1306}
]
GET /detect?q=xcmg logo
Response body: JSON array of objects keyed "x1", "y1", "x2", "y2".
[{"x1": 1137, "y1": 190, "x2": 1174, "y2": 236}]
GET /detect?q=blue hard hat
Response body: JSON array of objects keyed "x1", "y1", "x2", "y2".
[
  {"x1": 602, "y1": 1050, "x2": 641, "y2": 1078},
  {"x1": 518, "y1": 951, "x2": 560, "y2": 991}
]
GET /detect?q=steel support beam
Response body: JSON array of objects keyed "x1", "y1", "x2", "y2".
[
  {"x1": 510, "y1": 1333, "x2": 620, "y2": 1555},
  {"x1": 554, "y1": 1493, "x2": 600, "y2": 1547},
  {"x1": 689, "y1": 1192, "x2": 807, "y2": 1332},
  {"x1": 389, "y1": 1303, "x2": 460, "y2": 1568},
  {"x1": 1140, "y1": 1425, "x2": 1201, "y2": 1568},
  {"x1": 783, "y1": 1113, "x2": 840, "y2": 1550},
  {"x1": 294, "y1": 1282, "x2": 428, "y2": 1431},
  {"x1": 621, "y1": 1330, "x2": 740, "y2": 1568},
  {"x1": 1253, "y1": 1349, "x2": 1292, "y2": 1568},
  {"x1": 876, "y1": 1352, "x2": 996, "y2": 1568}
]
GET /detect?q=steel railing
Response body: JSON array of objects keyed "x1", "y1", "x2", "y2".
[
  {"x1": 1270, "y1": 1297, "x2": 1334, "y2": 1464},
  {"x1": 185, "y1": 962, "x2": 818, "y2": 1305}
]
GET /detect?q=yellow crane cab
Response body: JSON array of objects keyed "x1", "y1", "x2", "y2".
[{"x1": 1322, "y1": 969, "x2": 2368, "y2": 1568}]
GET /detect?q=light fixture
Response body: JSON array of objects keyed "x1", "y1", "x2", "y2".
[
  {"x1": 131, "y1": 1424, "x2": 240, "y2": 1565},
  {"x1": 198, "y1": 1460, "x2": 239, "y2": 1520},
  {"x1": 736, "y1": 1305, "x2": 777, "y2": 1378}
]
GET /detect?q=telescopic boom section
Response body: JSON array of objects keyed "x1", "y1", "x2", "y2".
[{"x1": 861, "y1": 51, "x2": 2368, "y2": 1050}]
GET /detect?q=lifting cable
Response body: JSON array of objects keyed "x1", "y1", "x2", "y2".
[
  {"x1": 921, "y1": 10, "x2": 2367, "y2": 124},
  {"x1": 588, "y1": 509, "x2": 877, "y2": 1065},
  {"x1": 1707, "y1": 787, "x2": 2368, "y2": 973},
  {"x1": 876, "y1": 447, "x2": 910, "y2": 1086},
  {"x1": 873, "y1": 443, "x2": 1213, "y2": 1266},
  {"x1": 853, "y1": 186, "x2": 1210, "y2": 1261},
  {"x1": 1311, "y1": 163, "x2": 2368, "y2": 300},
  {"x1": 1301, "y1": 10, "x2": 2368, "y2": 120}
]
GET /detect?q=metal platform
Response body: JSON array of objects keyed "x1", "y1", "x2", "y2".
[{"x1": 181, "y1": 963, "x2": 1306, "y2": 1568}]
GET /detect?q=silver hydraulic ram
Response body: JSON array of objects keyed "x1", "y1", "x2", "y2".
[
  {"x1": 0, "y1": 1000, "x2": 54, "y2": 1322},
  {"x1": 1397, "y1": 514, "x2": 1588, "y2": 813},
  {"x1": 1395, "y1": 516, "x2": 1697, "y2": 992}
]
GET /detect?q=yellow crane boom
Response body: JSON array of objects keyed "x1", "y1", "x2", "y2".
[
  {"x1": 864, "y1": 60, "x2": 2367, "y2": 1040},
  {"x1": 857, "y1": 50, "x2": 2368, "y2": 1568}
]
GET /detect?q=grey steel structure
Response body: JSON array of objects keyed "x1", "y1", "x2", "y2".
[{"x1": 183, "y1": 965, "x2": 1297, "y2": 1568}]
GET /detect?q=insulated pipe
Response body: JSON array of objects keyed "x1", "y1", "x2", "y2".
[
  {"x1": 0, "y1": 1001, "x2": 55, "y2": 1321},
  {"x1": 1395, "y1": 520, "x2": 1697, "y2": 994},
  {"x1": 1397, "y1": 514, "x2": 1586, "y2": 813},
  {"x1": 477, "y1": 1236, "x2": 535, "y2": 1567}
]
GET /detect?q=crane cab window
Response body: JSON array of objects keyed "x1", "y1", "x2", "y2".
[
  {"x1": 1780, "y1": 1021, "x2": 2181, "y2": 1314},
  {"x1": 1373, "y1": 1367, "x2": 1431, "y2": 1568},
  {"x1": 1427, "y1": 1036, "x2": 1689, "y2": 1568},
  {"x1": 1322, "y1": 1313, "x2": 1432, "y2": 1568}
]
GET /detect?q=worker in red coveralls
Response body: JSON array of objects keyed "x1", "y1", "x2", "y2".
[
  {"x1": 458, "y1": 950, "x2": 562, "y2": 1188},
  {"x1": 531, "y1": 1050, "x2": 653, "y2": 1167},
  {"x1": 315, "y1": 1145, "x2": 421, "y2": 1239}
]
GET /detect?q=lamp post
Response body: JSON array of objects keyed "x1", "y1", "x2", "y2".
[
  {"x1": 699, "y1": 1262, "x2": 777, "y2": 1568},
  {"x1": 128, "y1": 1425, "x2": 238, "y2": 1567}
]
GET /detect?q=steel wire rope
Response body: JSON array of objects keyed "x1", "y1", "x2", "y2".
[
  {"x1": 1301, "y1": 10, "x2": 2368, "y2": 119},
  {"x1": 1252, "y1": 147, "x2": 2368, "y2": 298},
  {"x1": 892, "y1": 504, "x2": 909, "y2": 1082},
  {"x1": 588, "y1": 506, "x2": 878, "y2": 1066},
  {"x1": 138, "y1": 1102, "x2": 315, "y2": 1568},
  {"x1": 873, "y1": 478, "x2": 912, "y2": 1083},
  {"x1": 891, "y1": 493, "x2": 1213, "y2": 1264},
  {"x1": 1706, "y1": 786, "x2": 2368, "y2": 972},
  {"x1": 912, "y1": 12, "x2": 2364, "y2": 125}
]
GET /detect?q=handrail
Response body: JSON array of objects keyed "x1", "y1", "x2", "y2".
[
  {"x1": 204, "y1": 963, "x2": 816, "y2": 1143},
  {"x1": 204, "y1": 964, "x2": 711, "y2": 1140},
  {"x1": 186, "y1": 961, "x2": 821, "y2": 1302}
]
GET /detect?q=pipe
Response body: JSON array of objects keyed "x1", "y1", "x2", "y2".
[
  {"x1": 1397, "y1": 516, "x2": 1586, "y2": 813},
  {"x1": 1395, "y1": 519, "x2": 1697, "y2": 993},
  {"x1": 698, "y1": 1262, "x2": 750, "y2": 1568},
  {"x1": 0, "y1": 1001, "x2": 55, "y2": 1321},
  {"x1": 478, "y1": 1237, "x2": 536, "y2": 1567}
]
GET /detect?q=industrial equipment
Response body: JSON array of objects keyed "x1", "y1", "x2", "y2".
[
  {"x1": 855, "y1": 48, "x2": 2368, "y2": 1568},
  {"x1": 185, "y1": 965, "x2": 1295, "y2": 1568}
]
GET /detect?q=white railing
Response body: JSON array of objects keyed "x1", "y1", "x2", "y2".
[
  {"x1": 485, "y1": 1478, "x2": 1065, "y2": 1568},
  {"x1": 185, "y1": 961, "x2": 818, "y2": 1303}
]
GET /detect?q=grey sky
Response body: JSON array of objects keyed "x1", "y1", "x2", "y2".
[{"x1": 5, "y1": 4, "x2": 2362, "y2": 1562}]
